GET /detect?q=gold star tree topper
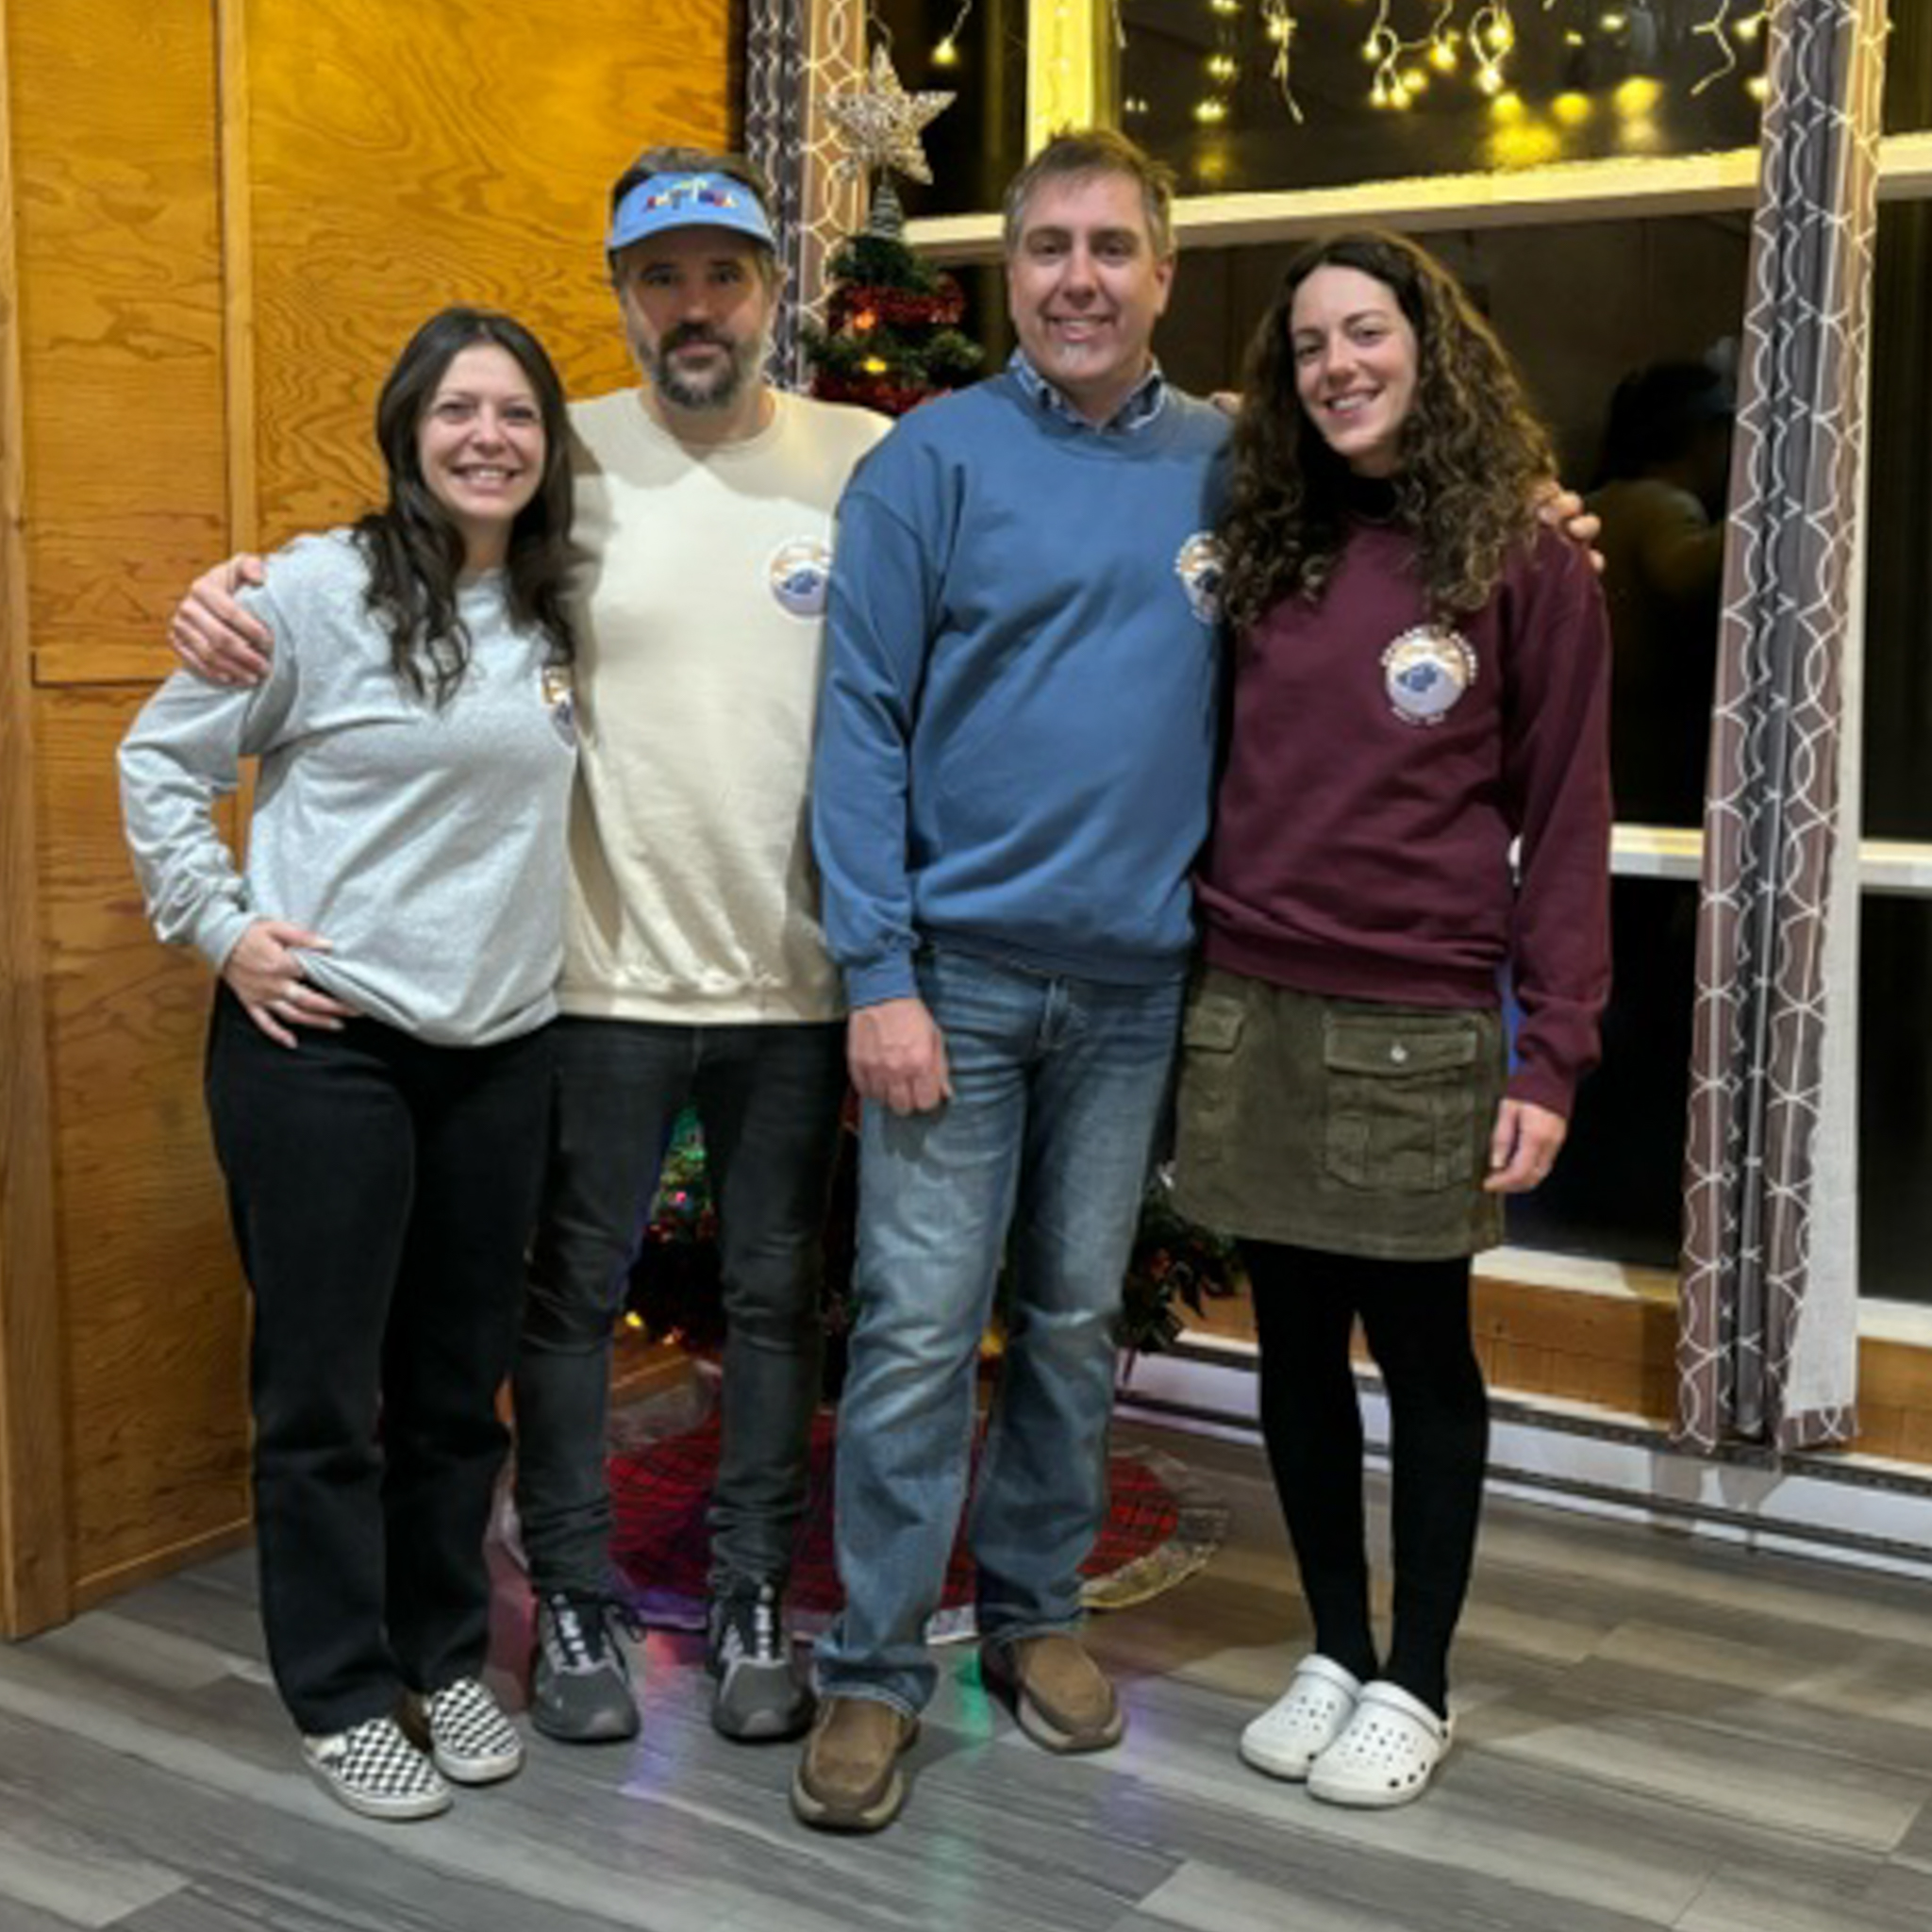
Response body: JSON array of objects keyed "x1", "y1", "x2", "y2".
[{"x1": 824, "y1": 44, "x2": 954, "y2": 186}]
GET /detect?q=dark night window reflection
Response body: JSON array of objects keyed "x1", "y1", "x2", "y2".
[
  {"x1": 1516, "y1": 891, "x2": 1932, "y2": 1303},
  {"x1": 1884, "y1": 2, "x2": 1932, "y2": 131},
  {"x1": 1509, "y1": 877, "x2": 1694, "y2": 1271},
  {"x1": 871, "y1": 0, "x2": 1028, "y2": 218},
  {"x1": 1116, "y1": 0, "x2": 1767, "y2": 197},
  {"x1": 1591, "y1": 360, "x2": 1731, "y2": 827},
  {"x1": 1863, "y1": 200, "x2": 1932, "y2": 841},
  {"x1": 1860, "y1": 897, "x2": 1932, "y2": 1306}
]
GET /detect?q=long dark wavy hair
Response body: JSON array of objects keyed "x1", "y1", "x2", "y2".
[
  {"x1": 353, "y1": 307, "x2": 575, "y2": 705},
  {"x1": 1220, "y1": 230, "x2": 1555, "y2": 636}
]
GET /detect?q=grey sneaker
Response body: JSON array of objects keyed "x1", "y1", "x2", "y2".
[
  {"x1": 529, "y1": 1591, "x2": 640, "y2": 1743},
  {"x1": 706, "y1": 1580, "x2": 814, "y2": 1741},
  {"x1": 300, "y1": 1714, "x2": 451, "y2": 1822}
]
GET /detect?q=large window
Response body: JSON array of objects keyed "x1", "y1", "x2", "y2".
[
  {"x1": 1118, "y1": 0, "x2": 1767, "y2": 196},
  {"x1": 901, "y1": 0, "x2": 1932, "y2": 1307}
]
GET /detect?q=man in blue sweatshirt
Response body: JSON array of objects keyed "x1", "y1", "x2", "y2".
[{"x1": 796, "y1": 128, "x2": 1228, "y2": 1832}]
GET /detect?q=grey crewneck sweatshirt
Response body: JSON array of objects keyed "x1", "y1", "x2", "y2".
[{"x1": 119, "y1": 529, "x2": 576, "y2": 1047}]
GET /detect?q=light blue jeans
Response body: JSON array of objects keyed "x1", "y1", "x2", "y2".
[{"x1": 816, "y1": 946, "x2": 1185, "y2": 1715}]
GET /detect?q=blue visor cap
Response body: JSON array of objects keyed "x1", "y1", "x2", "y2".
[{"x1": 606, "y1": 172, "x2": 776, "y2": 255}]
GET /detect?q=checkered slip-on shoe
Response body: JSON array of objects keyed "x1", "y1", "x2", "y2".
[
  {"x1": 419, "y1": 1676, "x2": 525, "y2": 1785},
  {"x1": 301, "y1": 1715, "x2": 452, "y2": 1822}
]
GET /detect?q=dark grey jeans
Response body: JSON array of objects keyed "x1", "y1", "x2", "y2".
[{"x1": 512, "y1": 1015, "x2": 847, "y2": 1599}]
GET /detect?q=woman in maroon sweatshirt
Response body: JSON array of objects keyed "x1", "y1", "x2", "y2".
[{"x1": 1171, "y1": 230, "x2": 1611, "y2": 1809}]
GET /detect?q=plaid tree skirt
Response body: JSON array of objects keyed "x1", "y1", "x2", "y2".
[{"x1": 604, "y1": 1407, "x2": 1228, "y2": 1639}]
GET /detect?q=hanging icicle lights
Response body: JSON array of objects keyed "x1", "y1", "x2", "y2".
[
  {"x1": 931, "y1": 0, "x2": 973, "y2": 66},
  {"x1": 1690, "y1": 4, "x2": 1772, "y2": 100},
  {"x1": 1359, "y1": 0, "x2": 1510, "y2": 110},
  {"x1": 1159, "y1": 1, "x2": 1766, "y2": 125}
]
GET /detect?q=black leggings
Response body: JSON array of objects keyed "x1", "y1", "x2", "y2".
[{"x1": 1244, "y1": 1240, "x2": 1488, "y2": 1717}]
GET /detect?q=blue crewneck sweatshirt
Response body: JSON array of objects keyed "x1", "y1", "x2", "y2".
[{"x1": 812, "y1": 370, "x2": 1229, "y2": 1008}]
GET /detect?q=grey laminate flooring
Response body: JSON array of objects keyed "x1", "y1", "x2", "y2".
[{"x1": 4, "y1": 1421, "x2": 1931, "y2": 1931}]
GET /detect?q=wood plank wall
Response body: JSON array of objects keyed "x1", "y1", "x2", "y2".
[
  {"x1": 0, "y1": 0, "x2": 71, "y2": 1638},
  {"x1": 0, "y1": 0, "x2": 730, "y2": 1634}
]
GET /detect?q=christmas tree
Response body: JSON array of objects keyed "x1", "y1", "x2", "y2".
[
  {"x1": 803, "y1": 189, "x2": 982, "y2": 415},
  {"x1": 803, "y1": 46, "x2": 983, "y2": 416}
]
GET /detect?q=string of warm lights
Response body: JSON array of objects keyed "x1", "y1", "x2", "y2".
[
  {"x1": 1690, "y1": 3, "x2": 1772, "y2": 102},
  {"x1": 1468, "y1": 3, "x2": 1517, "y2": 100},
  {"x1": 930, "y1": 0, "x2": 973, "y2": 68},
  {"x1": 1199, "y1": 0, "x2": 1241, "y2": 124},
  {"x1": 998, "y1": 1, "x2": 1773, "y2": 138},
  {"x1": 1261, "y1": 1, "x2": 1305, "y2": 122},
  {"x1": 1360, "y1": 2, "x2": 1417, "y2": 112}
]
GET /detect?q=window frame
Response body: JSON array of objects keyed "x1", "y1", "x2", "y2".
[{"x1": 905, "y1": 11, "x2": 1932, "y2": 1313}]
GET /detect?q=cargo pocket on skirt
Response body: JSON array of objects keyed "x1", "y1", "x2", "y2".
[
  {"x1": 1175, "y1": 983, "x2": 1249, "y2": 1170},
  {"x1": 1321, "y1": 1013, "x2": 1481, "y2": 1193}
]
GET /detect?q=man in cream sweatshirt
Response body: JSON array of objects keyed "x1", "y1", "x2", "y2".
[{"x1": 166, "y1": 147, "x2": 886, "y2": 1752}]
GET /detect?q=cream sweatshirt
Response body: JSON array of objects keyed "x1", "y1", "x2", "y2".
[{"x1": 558, "y1": 387, "x2": 886, "y2": 1024}]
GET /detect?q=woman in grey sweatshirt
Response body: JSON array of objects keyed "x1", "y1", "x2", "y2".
[{"x1": 119, "y1": 307, "x2": 578, "y2": 1822}]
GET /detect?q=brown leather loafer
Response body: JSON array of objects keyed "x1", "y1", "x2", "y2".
[
  {"x1": 790, "y1": 1693, "x2": 918, "y2": 1832},
  {"x1": 981, "y1": 1632, "x2": 1124, "y2": 1754}
]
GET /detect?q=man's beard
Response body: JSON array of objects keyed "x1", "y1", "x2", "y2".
[{"x1": 642, "y1": 323, "x2": 763, "y2": 410}]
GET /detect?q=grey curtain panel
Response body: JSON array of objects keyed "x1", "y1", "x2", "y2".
[
  {"x1": 743, "y1": 0, "x2": 865, "y2": 389},
  {"x1": 1677, "y1": 0, "x2": 1890, "y2": 1454}
]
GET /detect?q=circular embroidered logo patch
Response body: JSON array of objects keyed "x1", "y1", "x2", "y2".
[
  {"x1": 541, "y1": 662, "x2": 577, "y2": 748},
  {"x1": 1380, "y1": 625, "x2": 1477, "y2": 726},
  {"x1": 768, "y1": 537, "x2": 833, "y2": 618},
  {"x1": 1174, "y1": 532, "x2": 1225, "y2": 626}
]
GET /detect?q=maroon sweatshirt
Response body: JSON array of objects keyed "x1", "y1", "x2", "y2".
[{"x1": 1197, "y1": 519, "x2": 1612, "y2": 1118}]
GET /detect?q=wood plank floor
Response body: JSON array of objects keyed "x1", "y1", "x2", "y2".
[{"x1": 4, "y1": 1420, "x2": 1932, "y2": 1931}]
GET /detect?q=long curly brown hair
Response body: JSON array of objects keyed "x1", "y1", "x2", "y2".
[{"x1": 1220, "y1": 230, "x2": 1555, "y2": 636}]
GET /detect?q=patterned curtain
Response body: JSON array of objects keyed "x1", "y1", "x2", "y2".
[
  {"x1": 742, "y1": 0, "x2": 865, "y2": 388},
  {"x1": 1676, "y1": 0, "x2": 1890, "y2": 1454}
]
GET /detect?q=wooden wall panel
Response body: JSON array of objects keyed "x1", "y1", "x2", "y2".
[
  {"x1": 4, "y1": 0, "x2": 237, "y2": 1616},
  {"x1": 38, "y1": 686, "x2": 250, "y2": 1598},
  {"x1": 246, "y1": 0, "x2": 732, "y2": 544},
  {"x1": 8, "y1": 1, "x2": 228, "y2": 680},
  {"x1": 0, "y1": 0, "x2": 73, "y2": 1637}
]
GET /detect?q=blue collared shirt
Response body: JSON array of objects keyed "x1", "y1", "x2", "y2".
[{"x1": 1008, "y1": 348, "x2": 1168, "y2": 436}]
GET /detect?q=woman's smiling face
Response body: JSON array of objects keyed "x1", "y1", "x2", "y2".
[{"x1": 1289, "y1": 264, "x2": 1420, "y2": 479}]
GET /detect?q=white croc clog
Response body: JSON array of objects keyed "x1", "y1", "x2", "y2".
[
  {"x1": 1306, "y1": 1678, "x2": 1450, "y2": 1809},
  {"x1": 1238, "y1": 1654, "x2": 1363, "y2": 1782}
]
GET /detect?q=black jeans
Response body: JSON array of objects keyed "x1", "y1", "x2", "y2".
[
  {"x1": 513, "y1": 1016, "x2": 848, "y2": 1598},
  {"x1": 206, "y1": 990, "x2": 553, "y2": 1734}
]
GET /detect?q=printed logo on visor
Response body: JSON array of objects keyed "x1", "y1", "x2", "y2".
[{"x1": 642, "y1": 181, "x2": 744, "y2": 213}]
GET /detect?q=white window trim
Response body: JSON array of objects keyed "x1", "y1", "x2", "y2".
[
  {"x1": 910, "y1": 131, "x2": 1932, "y2": 262},
  {"x1": 1613, "y1": 828, "x2": 1932, "y2": 896}
]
